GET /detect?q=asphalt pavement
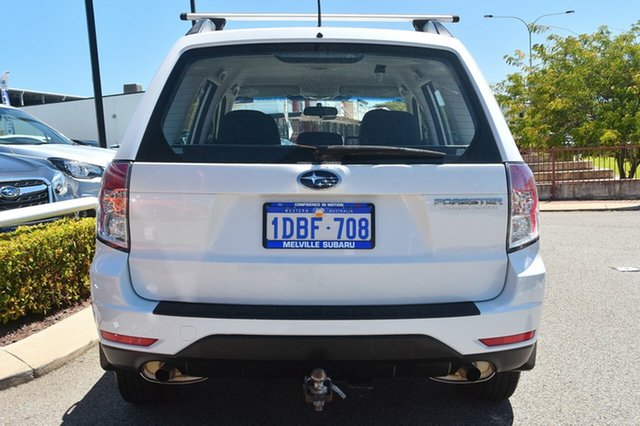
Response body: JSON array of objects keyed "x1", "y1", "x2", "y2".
[{"x1": 0, "y1": 199, "x2": 638, "y2": 392}]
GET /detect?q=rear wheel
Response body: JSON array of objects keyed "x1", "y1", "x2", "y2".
[
  {"x1": 467, "y1": 371, "x2": 521, "y2": 401},
  {"x1": 114, "y1": 369, "x2": 173, "y2": 404}
]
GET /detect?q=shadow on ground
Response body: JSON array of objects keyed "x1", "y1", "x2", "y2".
[{"x1": 61, "y1": 372, "x2": 514, "y2": 425}]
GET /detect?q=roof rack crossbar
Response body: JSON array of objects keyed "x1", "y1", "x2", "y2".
[{"x1": 180, "y1": 13, "x2": 459, "y2": 33}]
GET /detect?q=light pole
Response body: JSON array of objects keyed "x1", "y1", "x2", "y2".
[
  {"x1": 84, "y1": 0, "x2": 107, "y2": 149},
  {"x1": 484, "y1": 10, "x2": 575, "y2": 68}
]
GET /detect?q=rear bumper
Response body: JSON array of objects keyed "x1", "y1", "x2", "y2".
[
  {"x1": 91, "y1": 240, "x2": 545, "y2": 376},
  {"x1": 100, "y1": 337, "x2": 536, "y2": 379}
]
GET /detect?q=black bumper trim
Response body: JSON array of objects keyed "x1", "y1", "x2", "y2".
[
  {"x1": 177, "y1": 334, "x2": 456, "y2": 361},
  {"x1": 152, "y1": 301, "x2": 480, "y2": 320}
]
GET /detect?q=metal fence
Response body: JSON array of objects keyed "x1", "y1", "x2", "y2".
[
  {"x1": 522, "y1": 145, "x2": 640, "y2": 182},
  {"x1": 0, "y1": 197, "x2": 98, "y2": 228},
  {"x1": 522, "y1": 145, "x2": 640, "y2": 200}
]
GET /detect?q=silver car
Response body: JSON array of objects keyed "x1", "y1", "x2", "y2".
[
  {"x1": 0, "y1": 153, "x2": 71, "y2": 212},
  {"x1": 92, "y1": 13, "x2": 544, "y2": 407},
  {"x1": 0, "y1": 104, "x2": 114, "y2": 197}
]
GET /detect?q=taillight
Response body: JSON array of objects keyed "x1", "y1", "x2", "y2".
[
  {"x1": 97, "y1": 161, "x2": 131, "y2": 252},
  {"x1": 507, "y1": 163, "x2": 539, "y2": 251}
]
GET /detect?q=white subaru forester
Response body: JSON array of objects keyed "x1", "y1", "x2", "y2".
[{"x1": 91, "y1": 12, "x2": 545, "y2": 408}]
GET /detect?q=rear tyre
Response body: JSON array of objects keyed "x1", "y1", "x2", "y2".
[
  {"x1": 467, "y1": 371, "x2": 521, "y2": 401},
  {"x1": 114, "y1": 369, "x2": 173, "y2": 404}
]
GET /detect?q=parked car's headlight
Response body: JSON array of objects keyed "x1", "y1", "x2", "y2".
[
  {"x1": 50, "y1": 158, "x2": 104, "y2": 179},
  {"x1": 51, "y1": 172, "x2": 69, "y2": 197}
]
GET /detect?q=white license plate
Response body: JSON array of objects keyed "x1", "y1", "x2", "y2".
[{"x1": 263, "y1": 202, "x2": 375, "y2": 249}]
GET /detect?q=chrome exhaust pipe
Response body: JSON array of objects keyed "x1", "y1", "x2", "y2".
[
  {"x1": 154, "y1": 364, "x2": 177, "y2": 382},
  {"x1": 459, "y1": 364, "x2": 482, "y2": 382},
  {"x1": 431, "y1": 361, "x2": 495, "y2": 384},
  {"x1": 139, "y1": 361, "x2": 207, "y2": 384}
]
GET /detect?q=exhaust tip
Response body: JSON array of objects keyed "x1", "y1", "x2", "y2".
[
  {"x1": 464, "y1": 366, "x2": 482, "y2": 382},
  {"x1": 155, "y1": 366, "x2": 173, "y2": 382},
  {"x1": 140, "y1": 361, "x2": 207, "y2": 384},
  {"x1": 430, "y1": 361, "x2": 495, "y2": 384}
]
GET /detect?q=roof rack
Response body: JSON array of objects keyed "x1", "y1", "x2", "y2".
[{"x1": 179, "y1": 13, "x2": 459, "y2": 35}]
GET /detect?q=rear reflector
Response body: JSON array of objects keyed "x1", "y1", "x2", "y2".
[
  {"x1": 100, "y1": 330, "x2": 158, "y2": 347},
  {"x1": 480, "y1": 330, "x2": 536, "y2": 347}
]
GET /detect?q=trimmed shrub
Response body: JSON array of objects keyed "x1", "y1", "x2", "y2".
[{"x1": 0, "y1": 218, "x2": 96, "y2": 324}]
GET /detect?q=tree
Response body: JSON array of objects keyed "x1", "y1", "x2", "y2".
[{"x1": 495, "y1": 22, "x2": 640, "y2": 178}]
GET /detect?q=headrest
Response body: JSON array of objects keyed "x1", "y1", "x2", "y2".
[
  {"x1": 217, "y1": 110, "x2": 281, "y2": 145},
  {"x1": 359, "y1": 109, "x2": 421, "y2": 146}
]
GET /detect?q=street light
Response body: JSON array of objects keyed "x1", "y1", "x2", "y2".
[
  {"x1": 545, "y1": 25, "x2": 579, "y2": 37},
  {"x1": 484, "y1": 10, "x2": 575, "y2": 68}
]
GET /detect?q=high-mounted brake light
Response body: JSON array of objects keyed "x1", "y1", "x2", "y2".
[
  {"x1": 97, "y1": 161, "x2": 131, "y2": 252},
  {"x1": 507, "y1": 163, "x2": 539, "y2": 251},
  {"x1": 480, "y1": 331, "x2": 536, "y2": 347},
  {"x1": 100, "y1": 330, "x2": 158, "y2": 347}
]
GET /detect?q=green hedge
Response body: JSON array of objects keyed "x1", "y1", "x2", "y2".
[{"x1": 0, "y1": 218, "x2": 96, "y2": 324}]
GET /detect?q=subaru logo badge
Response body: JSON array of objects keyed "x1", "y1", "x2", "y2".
[
  {"x1": 0, "y1": 186, "x2": 20, "y2": 200},
  {"x1": 298, "y1": 170, "x2": 340, "y2": 190}
]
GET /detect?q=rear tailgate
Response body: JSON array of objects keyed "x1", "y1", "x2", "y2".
[{"x1": 127, "y1": 162, "x2": 509, "y2": 305}]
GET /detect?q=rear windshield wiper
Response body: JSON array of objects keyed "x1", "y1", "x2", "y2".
[{"x1": 311, "y1": 145, "x2": 446, "y2": 162}]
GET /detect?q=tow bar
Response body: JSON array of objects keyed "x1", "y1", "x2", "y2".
[{"x1": 303, "y1": 368, "x2": 346, "y2": 411}]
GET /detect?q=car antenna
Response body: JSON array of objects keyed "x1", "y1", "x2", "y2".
[
  {"x1": 317, "y1": 0, "x2": 322, "y2": 27},
  {"x1": 189, "y1": 0, "x2": 197, "y2": 26}
]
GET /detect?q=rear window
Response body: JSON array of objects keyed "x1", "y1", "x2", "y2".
[{"x1": 137, "y1": 43, "x2": 500, "y2": 164}]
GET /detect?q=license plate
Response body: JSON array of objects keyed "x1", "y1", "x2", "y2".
[{"x1": 263, "y1": 202, "x2": 375, "y2": 249}]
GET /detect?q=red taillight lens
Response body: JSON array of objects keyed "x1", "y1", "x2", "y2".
[
  {"x1": 480, "y1": 330, "x2": 536, "y2": 347},
  {"x1": 507, "y1": 163, "x2": 539, "y2": 251},
  {"x1": 100, "y1": 330, "x2": 158, "y2": 347},
  {"x1": 97, "y1": 161, "x2": 131, "y2": 252}
]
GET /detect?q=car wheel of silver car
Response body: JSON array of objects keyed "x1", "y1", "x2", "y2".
[{"x1": 467, "y1": 371, "x2": 521, "y2": 401}]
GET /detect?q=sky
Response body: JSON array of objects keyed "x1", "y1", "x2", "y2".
[{"x1": 2, "y1": 0, "x2": 639, "y2": 97}]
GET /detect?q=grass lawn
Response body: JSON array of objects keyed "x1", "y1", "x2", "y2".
[{"x1": 583, "y1": 155, "x2": 635, "y2": 178}]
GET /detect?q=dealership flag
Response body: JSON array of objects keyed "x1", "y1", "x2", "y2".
[{"x1": 1, "y1": 72, "x2": 10, "y2": 106}]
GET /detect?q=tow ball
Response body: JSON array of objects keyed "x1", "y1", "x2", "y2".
[{"x1": 303, "y1": 368, "x2": 346, "y2": 412}]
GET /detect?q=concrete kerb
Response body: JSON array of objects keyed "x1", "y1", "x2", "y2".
[
  {"x1": 0, "y1": 199, "x2": 638, "y2": 391},
  {"x1": 539, "y1": 200, "x2": 640, "y2": 212},
  {"x1": 0, "y1": 307, "x2": 98, "y2": 391},
  {"x1": 0, "y1": 350, "x2": 33, "y2": 390}
]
